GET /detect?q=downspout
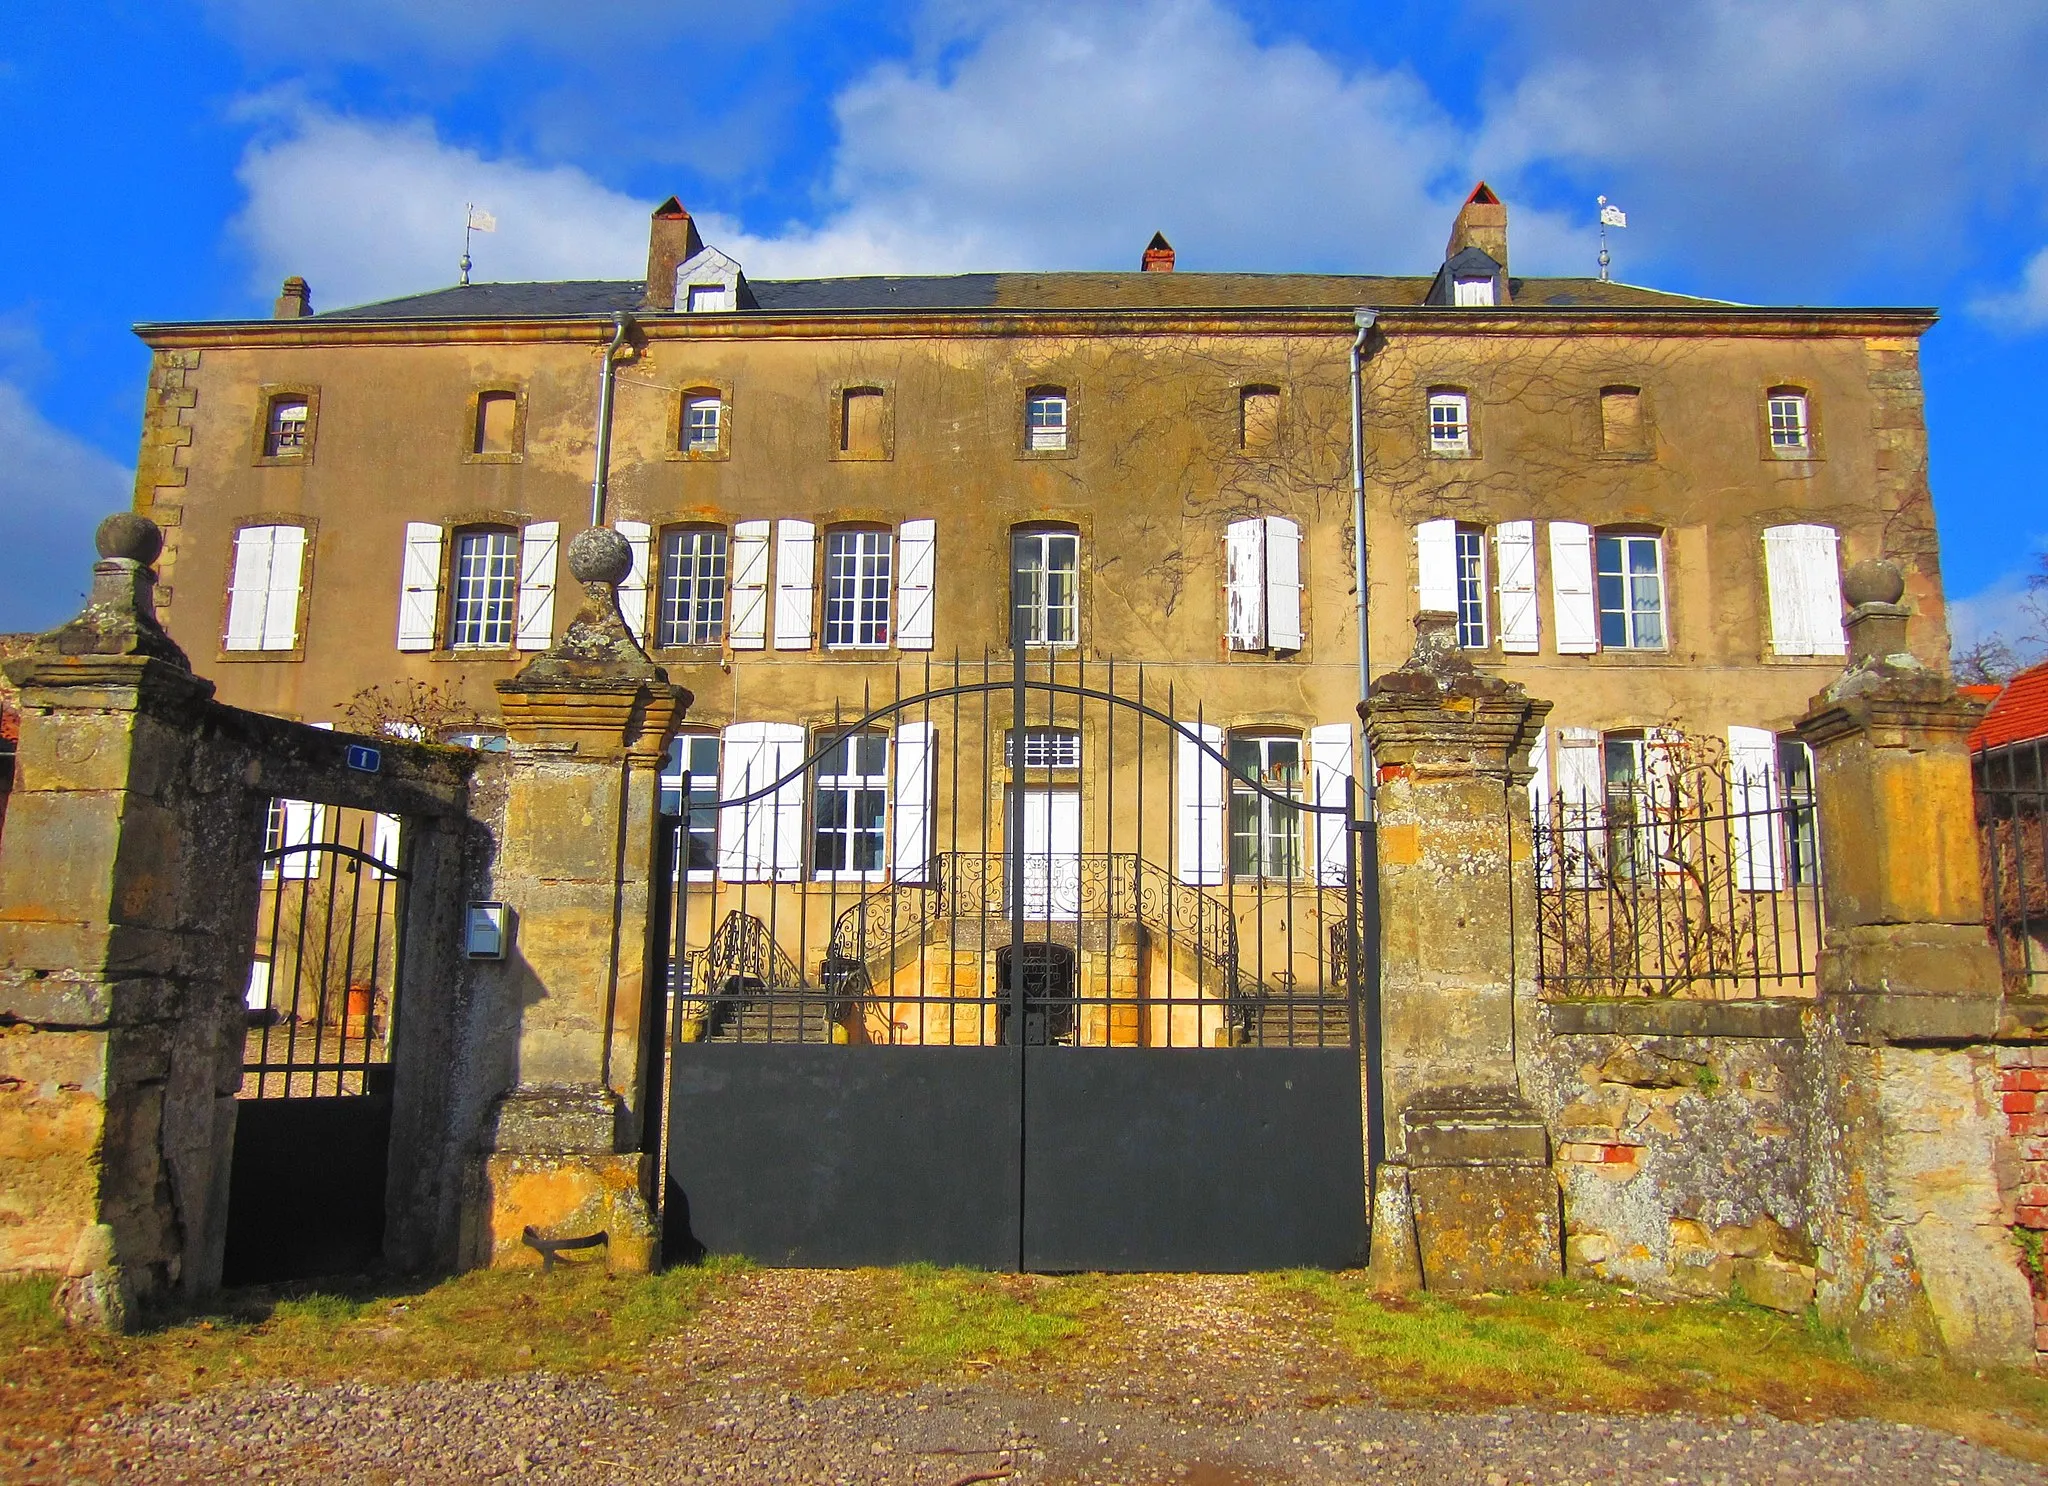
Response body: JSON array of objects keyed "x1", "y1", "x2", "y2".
[
  {"x1": 590, "y1": 311, "x2": 635, "y2": 527},
  {"x1": 1349, "y1": 308, "x2": 1379, "y2": 813}
]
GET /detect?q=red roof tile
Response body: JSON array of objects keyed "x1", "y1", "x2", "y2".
[{"x1": 1971, "y1": 661, "x2": 2048, "y2": 752}]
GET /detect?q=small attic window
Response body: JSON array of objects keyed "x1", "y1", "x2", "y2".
[
  {"x1": 1453, "y1": 276, "x2": 1496, "y2": 307},
  {"x1": 686, "y1": 283, "x2": 730, "y2": 313},
  {"x1": 266, "y1": 396, "x2": 309, "y2": 456}
]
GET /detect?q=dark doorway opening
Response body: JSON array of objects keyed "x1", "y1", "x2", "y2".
[{"x1": 994, "y1": 942, "x2": 1077, "y2": 1045}]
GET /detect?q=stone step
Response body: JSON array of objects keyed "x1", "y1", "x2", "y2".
[{"x1": 704, "y1": 996, "x2": 837, "y2": 1045}]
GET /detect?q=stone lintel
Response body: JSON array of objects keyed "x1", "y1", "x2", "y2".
[
  {"x1": 495, "y1": 677, "x2": 689, "y2": 755},
  {"x1": 1540, "y1": 997, "x2": 1811, "y2": 1040},
  {"x1": 1402, "y1": 1089, "x2": 1550, "y2": 1168},
  {"x1": 6, "y1": 653, "x2": 214, "y2": 712},
  {"x1": 482, "y1": 1084, "x2": 624, "y2": 1155},
  {"x1": 1797, "y1": 690, "x2": 1980, "y2": 751},
  {"x1": 1820, "y1": 921, "x2": 2001, "y2": 1000},
  {"x1": 1829, "y1": 990, "x2": 2001, "y2": 1046}
]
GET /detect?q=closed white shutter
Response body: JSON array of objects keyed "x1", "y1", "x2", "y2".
[
  {"x1": 1554, "y1": 728, "x2": 1604, "y2": 882},
  {"x1": 773, "y1": 519, "x2": 816, "y2": 650},
  {"x1": 1224, "y1": 518, "x2": 1266, "y2": 650},
  {"x1": 262, "y1": 526, "x2": 305, "y2": 650},
  {"x1": 1527, "y1": 727, "x2": 1554, "y2": 886},
  {"x1": 897, "y1": 519, "x2": 936, "y2": 651},
  {"x1": 277, "y1": 798, "x2": 325, "y2": 880},
  {"x1": 1494, "y1": 520, "x2": 1539, "y2": 653},
  {"x1": 397, "y1": 522, "x2": 444, "y2": 651},
  {"x1": 514, "y1": 521, "x2": 559, "y2": 650},
  {"x1": 1265, "y1": 516, "x2": 1303, "y2": 651},
  {"x1": 1763, "y1": 524, "x2": 1845, "y2": 657},
  {"x1": 1176, "y1": 723, "x2": 1226, "y2": 886},
  {"x1": 717, "y1": 722, "x2": 807, "y2": 882},
  {"x1": 615, "y1": 520, "x2": 653, "y2": 643},
  {"x1": 1549, "y1": 521, "x2": 1598, "y2": 654},
  {"x1": 1728, "y1": 725, "x2": 1784, "y2": 891},
  {"x1": 729, "y1": 520, "x2": 769, "y2": 649},
  {"x1": 893, "y1": 721, "x2": 935, "y2": 882},
  {"x1": 1308, "y1": 723, "x2": 1354, "y2": 886},
  {"x1": 226, "y1": 526, "x2": 275, "y2": 651},
  {"x1": 1416, "y1": 518, "x2": 1459, "y2": 614}
]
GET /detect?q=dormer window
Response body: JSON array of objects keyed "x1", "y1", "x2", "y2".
[
  {"x1": 1453, "y1": 276, "x2": 1496, "y2": 307},
  {"x1": 671, "y1": 243, "x2": 750, "y2": 314},
  {"x1": 686, "y1": 284, "x2": 728, "y2": 313},
  {"x1": 1767, "y1": 389, "x2": 1811, "y2": 455}
]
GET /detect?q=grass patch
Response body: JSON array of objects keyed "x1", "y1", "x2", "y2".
[{"x1": 804, "y1": 1265, "x2": 1111, "y2": 1390}]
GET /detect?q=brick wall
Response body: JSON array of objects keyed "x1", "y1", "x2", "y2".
[{"x1": 1996, "y1": 1045, "x2": 2048, "y2": 1354}]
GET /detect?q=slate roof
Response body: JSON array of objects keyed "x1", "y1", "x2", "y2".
[
  {"x1": 303, "y1": 271, "x2": 1728, "y2": 322},
  {"x1": 1971, "y1": 661, "x2": 2048, "y2": 753}
]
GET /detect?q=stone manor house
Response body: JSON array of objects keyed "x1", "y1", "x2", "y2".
[{"x1": 130, "y1": 185, "x2": 1944, "y2": 929}]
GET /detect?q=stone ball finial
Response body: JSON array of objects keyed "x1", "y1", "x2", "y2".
[
  {"x1": 1842, "y1": 558, "x2": 1905, "y2": 609},
  {"x1": 95, "y1": 512, "x2": 163, "y2": 566},
  {"x1": 568, "y1": 526, "x2": 633, "y2": 586}
]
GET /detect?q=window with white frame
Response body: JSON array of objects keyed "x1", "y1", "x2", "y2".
[
  {"x1": 1012, "y1": 529, "x2": 1079, "y2": 646},
  {"x1": 1767, "y1": 389, "x2": 1811, "y2": 455},
  {"x1": 1595, "y1": 531, "x2": 1666, "y2": 649},
  {"x1": 1227, "y1": 734, "x2": 1303, "y2": 880},
  {"x1": 224, "y1": 523, "x2": 306, "y2": 651},
  {"x1": 1005, "y1": 728, "x2": 1082, "y2": 770},
  {"x1": 823, "y1": 529, "x2": 893, "y2": 649},
  {"x1": 449, "y1": 528, "x2": 519, "y2": 648},
  {"x1": 1428, "y1": 391, "x2": 1470, "y2": 455},
  {"x1": 662, "y1": 733, "x2": 722, "y2": 875},
  {"x1": 658, "y1": 527, "x2": 727, "y2": 647},
  {"x1": 682, "y1": 394, "x2": 722, "y2": 454},
  {"x1": 1026, "y1": 390, "x2": 1069, "y2": 451},
  {"x1": 1602, "y1": 731, "x2": 1655, "y2": 878},
  {"x1": 1777, "y1": 735, "x2": 1820, "y2": 886},
  {"x1": 1453, "y1": 276, "x2": 1496, "y2": 307},
  {"x1": 265, "y1": 396, "x2": 309, "y2": 457},
  {"x1": 811, "y1": 732, "x2": 889, "y2": 879},
  {"x1": 1455, "y1": 526, "x2": 1489, "y2": 649}
]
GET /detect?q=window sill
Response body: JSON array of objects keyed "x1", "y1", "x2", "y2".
[
  {"x1": 664, "y1": 447, "x2": 730, "y2": 462},
  {"x1": 252, "y1": 453, "x2": 314, "y2": 469},
  {"x1": 1427, "y1": 447, "x2": 1476, "y2": 460},
  {"x1": 1019, "y1": 446, "x2": 1077, "y2": 460},
  {"x1": 430, "y1": 648, "x2": 523, "y2": 663},
  {"x1": 463, "y1": 451, "x2": 524, "y2": 465},
  {"x1": 216, "y1": 648, "x2": 306, "y2": 664}
]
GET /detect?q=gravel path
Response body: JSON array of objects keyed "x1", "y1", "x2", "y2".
[{"x1": 21, "y1": 1374, "x2": 2047, "y2": 1485}]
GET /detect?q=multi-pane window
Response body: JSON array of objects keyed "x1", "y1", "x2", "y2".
[
  {"x1": 683, "y1": 395, "x2": 722, "y2": 453},
  {"x1": 1026, "y1": 391, "x2": 1069, "y2": 451},
  {"x1": 1595, "y1": 532, "x2": 1666, "y2": 649},
  {"x1": 823, "y1": 529, "x2": 893, "y2": 649},
  {"x1": 811, "y1": 733, "x2": 889, "y2": 878},
  {"x1": 1428, "y1": 392, "x2": 1470, "y2": 454},
  {"x1": 1228, "y1": 735, "x2": 1303, "y2": 879},
  {"x1": 1012, "y1": 530, "x2": 1079, "y2": 646},
  {"x1": 662, "y1": 733, "x2": 722, "y2": 876},
  {"x1": 1455, "y1": 526, "x2": 1489, "y2": 649},
  {"x1": 266, "y1": 397, "x2": 309, "y2": 457},
  {"x1": 1767, "y1": 390, "x2": 1811, "y2": 454},
  {"x1": 1603, "y1": 731, "x2": 1655, "y2": 878},
  {"x1": 1005, "y1": 729, "x2": 1082, "y2": 770},
  {"x1": 659, "y1": 528, "x2": 727, "y2": 647},
  {"x1": 449, "y1": 529, "x2": 518, "y2": 648},
  {"x1": 1777, "y1": 736, "x2": 1820, "y2": 886}
]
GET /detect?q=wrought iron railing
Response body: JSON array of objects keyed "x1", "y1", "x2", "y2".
[{"x1": 1976, "y1": 739, "x2": 2048, "y2": 998}]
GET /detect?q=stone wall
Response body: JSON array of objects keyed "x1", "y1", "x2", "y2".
[{"x1": 1996, "y1": 1045, "x2": 2048, "y2": 1352}]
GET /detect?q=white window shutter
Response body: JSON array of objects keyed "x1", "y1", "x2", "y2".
[
  {"x1": 718, "y1": 722, "x2": 807, "y2": 882},
  {"x1": 1549, "y1": 521, "x2": 1598, "y2": 654},
  {"x1": 897, "y1": 519, "x2": 936, "y2": 651},
  {"x1": 226, "y1": 526, "x2": 275, "y2": 651},
  {"x1": 1527, "y1": 727, "x2": 1553, "y2": 886},
  {"x1": 1764, "y1": 524, "x2": 1845, "y2": 658},
  {"x1": 1309, "y1": 723, "x2": 1353, "y2": 886},
  {"x1": 1554, "y1": 728, "x2": 1604, "y2": 882},
  {"x1": 893, "y1": 721, "x2": 935, "y2": 882},
  {"x1": 1416, "y1": 518, "x2": 1459, "y2": 613},
  {"x1": 372, "y1": 813, "x2": 403, "y2": 878},
  {"x1": 262, "y1": 526, "x2": 304, "y2": 650},
  {"x1": 765, "y1": 725, "x2": 807, "y2": 881},
  {"x1": 515, "y1": 521, "x2": 559, "y2": 650},
  {"x1": 1728, "y1": 725, "x2": 1784, "y2": 891},
  {"x1": 1176, "y1": 723, "x2": 1226, "y2": 886},
  {"x1": 773, "y1": 519, "x2": 816, "y2": 650},
  {"x1": 277, "y1": 799, "x2": 325, "y2": 880},
  {"x1": 1265, "y1": 516, "x2": 1303, "y2": 651},
  {"x1": 1224, "y1": 518, "x2": 1266, "y2": 651},
  {"x1": 397, "y1": 522, "x2": 443, "y2": 652},
  {"x1": 1494, "y1": 520, "x2": 1539, "y2": 653},
  {"x1": 615, "y1": 520, "x2": 652, "y2": 643},
  {"x1": 729, "y1": 520, "x2": 769, "y2": 650}
]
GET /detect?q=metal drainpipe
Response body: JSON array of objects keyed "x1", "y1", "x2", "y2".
[
  {"x1": 590, "y1": 311, "x2": 635, "y2": 527},
  {"x1": 1349, "y1": 307, "x2": 1379, "y2": 816}
]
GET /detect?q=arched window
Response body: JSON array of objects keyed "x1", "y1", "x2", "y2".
[{"x1": 1011, "y1": 526, "x2": 1079, "y2": 646}]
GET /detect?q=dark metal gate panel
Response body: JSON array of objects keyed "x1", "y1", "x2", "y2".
[
  {"x1": 667, "y1": 1045, "x2": 1021, "y2": 1267},
  {"x1": 223, "y1": 1071, "x2": 395, "y2": 1286},
  {"x1": 1020, "y1": 1048, "x2": 1365, "y2": 1271}
]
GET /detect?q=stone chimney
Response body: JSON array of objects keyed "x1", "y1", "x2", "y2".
[
  {"x1": 1445, "y1": 183, "x2": 1508, "y2": 277},
  {"x1": 643, "y1": 197, "x2": 706, "y2": 311},
  {"x1": 1141, "y1": 232, "x2": 1176, "y2": 272},
  {"x1": 272, "y1": 277, "x2": 313, "y2": 319}
]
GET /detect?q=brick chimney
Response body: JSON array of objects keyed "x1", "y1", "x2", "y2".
[
  {"x1": 273, "y1": 276, "x2": 312, "y2": 319},
  {"x1": 644, "y1": 197, "x2": 706, "y2": 311},
  {"x1": 1141, "y1": 232, "x2": 1176, "y2": 272},
  {"x1": 1445, "y1": 183, "x2": 1508, "y2": 276}
]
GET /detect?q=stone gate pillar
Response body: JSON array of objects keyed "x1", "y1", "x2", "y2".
[
  {"x1": 1795, "y1": 561, "x2": 2033, "y2": 1364},
  {"x1": 1361, "y1": 613, "x2": 1556, "y2": 1292},
  {"x1": 464, "y1": 528, "x2": 691, "y2": 1272}
]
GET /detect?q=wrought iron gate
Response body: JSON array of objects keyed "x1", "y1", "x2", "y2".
[
  {"x1": 660, "y1": 650, "x2": 1371, "y2": 1271},
  {"x1": 223, "y1": 804, "x2": 408, "y2": 1284}
]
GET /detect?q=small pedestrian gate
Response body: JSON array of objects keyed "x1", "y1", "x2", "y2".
[
  {"x1": 659, "y1": 652, "x2": 1372, "y2": 1271},
  {"x1": 223, "y1": 806, "x2": 407, "y2": 1284}
]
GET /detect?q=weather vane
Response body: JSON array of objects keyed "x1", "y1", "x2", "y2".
[
  {"x1": 1597, "y1": 196, "x2": 1627, "y2": 282},
  {"x1": 460, "y1": 204, "x2": 496, "y2": 286}
]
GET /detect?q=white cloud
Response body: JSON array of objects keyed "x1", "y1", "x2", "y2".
[
  {"x1": 1971, "y1": 247, "x2": 2048, "y2": 331},
  {"x1": 1949, "y1": 557, "x2": 2048, "y2": 665},
  {"x1": 0, "y1": 382, "x2": 134, "y2": 634}
]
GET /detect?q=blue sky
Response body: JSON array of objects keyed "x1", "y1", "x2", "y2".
[{"x1": 4, "y1": 0, "x2": 2046, "y2": 655}]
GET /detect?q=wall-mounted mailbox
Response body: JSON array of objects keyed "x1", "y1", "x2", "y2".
[{"x1": 466, "y1": 902, "x2": 509, "y2": 959}]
